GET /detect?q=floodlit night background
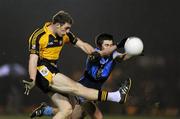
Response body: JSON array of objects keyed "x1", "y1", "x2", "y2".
[{"x1": 0, "y1": 0, "x2": 179, "y2": 117}]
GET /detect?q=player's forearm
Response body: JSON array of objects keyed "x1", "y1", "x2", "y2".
[
  {"x1": 99, "y1": 45, "x2": 117, "y2": 56},
  {"x1": 28, "y1": 54, "x2": 38, "y2": 80},
  {"x1": 76, "y1": 39, "x2": 95, "y2": 55},
  {"x1": 117, "y1": 53, "x2": 132, "y2": 61},
  {"x1": 82, "y1": 42, "x2": 95, "y2": 55},
  {"x1": 123, "y1": 54, "x2": 132, "y2": 60}
]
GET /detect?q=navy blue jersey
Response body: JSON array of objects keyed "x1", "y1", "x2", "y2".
[{"x1": 79, "y1": 48, "x2": 122, "y2": 89}]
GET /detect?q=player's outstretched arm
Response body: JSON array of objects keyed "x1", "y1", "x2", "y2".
[
  {"x1": 23, "y1": 54, "x2": 38, "y2": 95},
  {"x1": 99, "y1": 37, "x2": 129, "y2": 57},
  {"x1": 114, "y1": 53, "x2": 132, "y2": 62},
  {"x1": 76, "y1": 38, "x2": 119, "y2": 57},
  {"x1": 75, "y1": 38, "x2": 95, "y2": 55},
  {"x1": 66, "y1": 31, "x2": 118, "y2": 56},
  {"x1": 98, "y1": 45, "x2": 117, "y2": 56},
  {"x1": 66, "y1": 32, "x2": 95, "y2": 54}
]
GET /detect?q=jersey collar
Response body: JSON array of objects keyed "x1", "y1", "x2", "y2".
[{"x1": 43, "y1": 22, "x2": 56, "y2": 38}]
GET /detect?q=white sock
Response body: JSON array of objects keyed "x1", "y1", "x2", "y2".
[{"x1": 107, "y1": 90, "x2": 121, "y2": 102}]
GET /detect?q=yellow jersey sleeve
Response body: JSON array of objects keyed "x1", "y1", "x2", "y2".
[{"x1": 28, "y1": 28, "x2": 45, "y2": 55}]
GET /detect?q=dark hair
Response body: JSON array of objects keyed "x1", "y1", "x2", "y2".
[
  {"x1": 52, "y1": 10, "x2": 73, "y2": 24},
  {"x1": 95, "y1": 33, "x2": 114, "y2": 48}
]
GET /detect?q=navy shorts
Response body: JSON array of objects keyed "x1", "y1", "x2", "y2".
[{"x1": 78, "y1": 76, "x2": 104, "y2": 90}]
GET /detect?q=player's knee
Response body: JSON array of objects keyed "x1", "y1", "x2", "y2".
[
  {"x1": 52, "y1": 74, "x2": 79, "y2": 93},
  {"x1": 61, "y1": 108, "x2": 73, "y2": 118},
  {"x1": 53, "y1": 107, "x2": 72, "y2": 119},
  {"x1": 59, "y1": 104, "x2": 73, "y2": 117},
  {"x1": 64, "y1": 107, "x2": 73, "y2": 117}
]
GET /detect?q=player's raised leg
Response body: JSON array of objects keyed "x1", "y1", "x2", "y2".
[
  {"x1": 118, "y1": 77, "x2": 132, "y2": 104},
  {"x1": 51, "y1": 73, "x2": 99, "y2": 100},
  {"x1": 29, "y1": 77, "x2": 132, "y2": 118},
  {"x1": 50, "y1": 73, "x2": 131, "y2": 103}
]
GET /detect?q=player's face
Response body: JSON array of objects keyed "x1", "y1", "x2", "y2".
[
  {"x1": 56, "y1": 22, "x2": 71, "y2": 37},
  {"x1": 101, "y1": 40, "x2": 113, "y2": 50}
]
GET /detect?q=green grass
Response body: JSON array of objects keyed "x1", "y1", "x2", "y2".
[{"x1": 0, "y1": 115, "x2": 179, "y2": 119}]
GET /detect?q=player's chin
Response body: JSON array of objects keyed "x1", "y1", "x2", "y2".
[{"x1": 58, "y1": 33, "x2": 65, "y2": 37}]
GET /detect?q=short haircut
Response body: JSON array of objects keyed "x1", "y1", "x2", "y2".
[
  {"x1": 95, "y1": 33, "x2": 114, "y2": 48},
  {"x1": 52, "y1": 10, "x2": 73, "y2": 25}
]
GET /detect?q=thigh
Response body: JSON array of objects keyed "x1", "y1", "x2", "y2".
[
  {"x1": 36, "y1": 64, "x2": 58, "y2": 93},
  {"x1": 50, "y1": 93, "x2": 73, "y2": 112},
  {"x1": 50, "y1": 73, "x2": 99, "y2": 101},
  {"x1": 51, "y1": 73, "x2": 79, "y2": 93},
  {"x1": 82, "y1": 101, "x2": 96, "y2": 115},
  {"x1": 82, "y1": 101, "x2": 103, "y2": 119},
  {"x1": 71, "y1": 104, "x2": 86, "y2": 119},
  {"x1": 36, "y1": 71, "x2": 50, "y2": 93}
]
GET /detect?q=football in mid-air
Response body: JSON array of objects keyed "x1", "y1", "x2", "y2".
[{"x1": 124, "y1": 36, "x2": 144, "y2": 55}]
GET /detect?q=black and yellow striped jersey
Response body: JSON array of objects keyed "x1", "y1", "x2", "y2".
[{"x1": 29, "y1": 22, "x2": 70, "y2": 62}]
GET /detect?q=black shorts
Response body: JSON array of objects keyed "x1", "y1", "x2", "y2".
[{"x1": 35, "y1": 60, "x2": 59, "y2": 93}]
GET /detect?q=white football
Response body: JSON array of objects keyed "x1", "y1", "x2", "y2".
[{"x1": 124, "y1": 37, "x2": 144, "y2": 55}]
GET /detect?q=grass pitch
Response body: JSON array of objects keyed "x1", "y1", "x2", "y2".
[{"x1": 0, "y1": 115, "x2": 179, "y2": 119}]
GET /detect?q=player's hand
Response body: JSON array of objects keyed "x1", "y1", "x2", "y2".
[
  {"x1": 116, "y1": 37, "x2": 128, "y2": 49},
  {"x1": 22, "y1": 78, "x2": 35, "y2": 95},
  {"x1": 66, "y1": 31, "x2": 78, "y2": 44}
]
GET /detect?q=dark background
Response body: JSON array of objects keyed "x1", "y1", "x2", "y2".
[{"x1": 0, "y1": 0, "x2": 179, "y2": 116}]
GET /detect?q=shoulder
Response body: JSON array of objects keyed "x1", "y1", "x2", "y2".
[{"x1": 29, "y1": 28, "x2": 46, "y2": 42}]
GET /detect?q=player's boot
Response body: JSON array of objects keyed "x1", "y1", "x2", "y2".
[
  {"x1": 30, "y1": 102, "x2": 47, "y2": 118},
  {"x1": 119, "y1": 78, "x2": 132, "y2": 104}
]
